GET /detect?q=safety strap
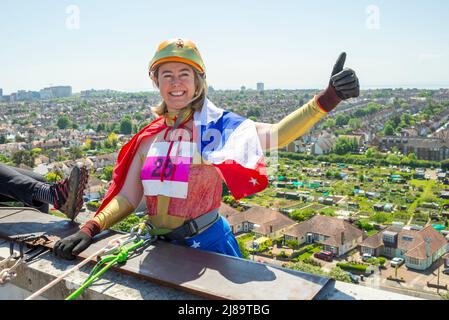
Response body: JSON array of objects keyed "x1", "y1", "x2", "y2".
[{"x1": 163, "y1": 208, "x2": 220, "y2": 242}]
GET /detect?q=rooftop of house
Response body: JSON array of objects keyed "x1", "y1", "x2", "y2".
[
  {"x1": 361, "y1": 225, "x2": 448, "y2": 259},
  {"x1": 283, "y1": 215, "x2": 363, "y2": 246},
  {"x1": 225, "y1": 206, "x2": 296, "y2": 233}
]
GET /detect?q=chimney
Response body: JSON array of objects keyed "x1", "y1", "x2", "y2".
[
  {"x1": 270, "y1": 225, "x2": 273, "y2": 234},
  {"x1": 341, "y1": 231, "x2": 345, "y2": 245}
]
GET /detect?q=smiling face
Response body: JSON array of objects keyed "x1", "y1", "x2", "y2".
[{"x1": 156, "y1": 62, "x2": 196, "y2": 113}]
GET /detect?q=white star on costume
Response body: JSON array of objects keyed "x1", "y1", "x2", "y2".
[
  {"x1": 191, "y1": 241, "x2": 201, "y2": 249},
  {"x1": 249, "y1": 177, "x2": 259, "y2": 186}
]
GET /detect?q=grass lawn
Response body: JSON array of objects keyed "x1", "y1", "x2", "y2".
[
  {"x1": 366, "y1": 230, "x2": 379, "y2": 236},
  {"x1": 236, "y1": 232, "x2": 255, "y2": 243},
  {"x1": 295, "y1": 244, "x2": 323, "y2": 261}
]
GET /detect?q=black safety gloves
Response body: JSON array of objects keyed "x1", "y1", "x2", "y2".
[
  {"x1": 329, "y1": 52, "x2": 360, "y2": 100},
  {"x1": 53, "y1": 231, "x2": 92, "y2": 260},
  {"x1": 317, "y1": 52, "x2": 360, "y2": 112}
]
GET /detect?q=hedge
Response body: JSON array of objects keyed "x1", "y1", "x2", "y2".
[
  {"x1": 336, "y1": 262, "x2": 368, "y2": 273},
  {"x1": 279, "y1": 152, "x2": 440, "y2": 169}
]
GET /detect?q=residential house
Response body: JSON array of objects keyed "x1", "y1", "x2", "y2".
[
  {"x1": 283, "y1": 215, "x2": 364, "y2": 257},
  {"x1": 360, "y1": 225, "x2": 448, "y2": 270},
  {"x1": 338, "y1": 134, "x2": 365, "y2": 147},
  {"x1": 226, "y1": 206, "x2": 296, "y2": 238},
  {"x1": 375, "y1": 136, "x2": 449, "y2": 161},
  {"x1": 89, "y1": 153, "x2": 118, "y2": 170},
  {"x1": 285, "y1": 139, "x2": 308, "y2": 153},
  {"x1": 84, "y1": 176, "x2": 107, "y2": 201},
  {"x1": 311, "y1": 133, "x2": 336, "y2": 155}
]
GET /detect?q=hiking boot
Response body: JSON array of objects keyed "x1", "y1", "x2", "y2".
[{"x1": 51, "y1": 165, "x2": 89, "y2": 221}]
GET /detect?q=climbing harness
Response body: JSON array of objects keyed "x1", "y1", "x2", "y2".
[{"x1": 0, "y1": 234, "x2": 50, "y2": 285}]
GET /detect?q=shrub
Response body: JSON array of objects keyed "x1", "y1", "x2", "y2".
[
  {"x1": 285, "y1": 240, "x2": 300, "y2": 249},
  {"x1": 86, "y1": 201, "x2": 100, "y2": 211},
  {"x1": 378, "y1": 257, "x2": 386, "y2": 266},
  {"x1": 328, "y1": 267, "x2": 352, "y2": 283},
  {"x1": 303, "y1": 258, "x2": 322, "y2": 267},
  {"x1": 367, "y1": 257, "x2": 380, "y2": 266},
  {"x1": 277, "y1": 251, "x2": 289, "y2": 259},
  {"x1": 110, "y1": 214, "x2": 141, "y2": 233}
]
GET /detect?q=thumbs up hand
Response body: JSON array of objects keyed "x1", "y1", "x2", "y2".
[
  {"x1": 329, "y1": 52, "x2": 360, "y2": 100},
  {"x1": 316, "y1": 52, "x2": 360, "y2": 112}
]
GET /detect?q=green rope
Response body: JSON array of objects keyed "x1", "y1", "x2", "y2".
[
  {"x1": 64, "y1": 222, "x2": 173, "y2": 301},
  {"x1": 65, "y1": 239, "x2": 144, "y2": 300}
]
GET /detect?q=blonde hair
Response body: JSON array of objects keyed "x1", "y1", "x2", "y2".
[{"x1": 151, "y1": 67, "x2": 208, "y2": 117}]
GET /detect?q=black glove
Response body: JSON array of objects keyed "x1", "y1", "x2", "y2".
[
  {"x1": 329, "y1": 52, "x2": 360, "y2": 100},
  {"x1": 53, "y1": 231, "x2": 92, "y2": 260}
]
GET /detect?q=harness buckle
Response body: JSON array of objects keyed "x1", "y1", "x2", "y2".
[{"x1": 187, "y1": 219, "x2": 199, "y2": 237}]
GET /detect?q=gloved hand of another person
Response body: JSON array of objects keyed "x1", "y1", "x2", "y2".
[
  {"x1": 317, "y1": 52, "x2": 360, "y2": 112},
  {"x1": 53, "y1": 220, "x2": 99, "y2": 260}
]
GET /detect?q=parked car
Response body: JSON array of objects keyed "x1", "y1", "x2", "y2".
[
  {"x1": 362, "y1": 253, "x2": 372, "y2": 261},
  {"x1": 442, "y1": 268, "x2": 449, "y2": 275},
  {"x1": 313, "y1": 251, "x2": 333, "y2": 262},
  {"x1": 390, "y1": 257, "x2": 405, "y2": 267},
  {"x1": 348, "y1": 272, "x2": 360, "y2": 284}
]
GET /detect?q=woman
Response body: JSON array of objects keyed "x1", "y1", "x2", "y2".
[{"x1": 54, "y1": 38, "x2": 359, "y2": 260}]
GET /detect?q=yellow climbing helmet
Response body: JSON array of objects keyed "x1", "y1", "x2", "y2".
[{"x1": 149, "y1": 38, "x2": 206, "y2": 77}]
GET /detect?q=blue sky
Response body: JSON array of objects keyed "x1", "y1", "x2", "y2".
[{"x1": 1, "y1": 0, "x2": 449, "y2": 93}]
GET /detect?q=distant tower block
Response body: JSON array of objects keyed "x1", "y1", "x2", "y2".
[{"x1": 257, "y1": 82, "x2": 264, "y2": 92}]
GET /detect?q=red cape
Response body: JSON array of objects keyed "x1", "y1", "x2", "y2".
[{"x1": 95, "y1": 117, "x2": 167, "y2": 215}]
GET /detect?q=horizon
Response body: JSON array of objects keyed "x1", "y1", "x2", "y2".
[{"x1": 2, "y1": 85, "x2": 449, "y2": 97}]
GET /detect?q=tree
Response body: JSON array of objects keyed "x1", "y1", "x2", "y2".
[
  {"x1": 68, "y1": 146, "x2": 83, "y2": 160},
  {"x1": 57, "y1": 116, "x2": 71, "y2": 129},
  {"x1": 408, "y1": 152, "x2": 417, "y2": 161},
  {"x1": 96, "y1": 123, "x2": 106, "y2": 132},
  {"x1": 15, "y1": 135, "x2": 26, "y2": 143},
  {"x1": 442, "y1": 159, "x2": 449, "y2": 171},
  {"x1": 83, "y1": 138, "x2": 92, "y2": 150},
  {"x1": 334, "y1": 137, "x2": 357, "y2": 155},
  {"x1": 384, "y1": 123, "x2": 394, "y2": 136},
  {"x1": 336, "y1": 114, "x2": 350, "y2": 126},
  {"x1": 120, "y1": 117, "x2": 133, "y2": 134},
  {"x1": 101, "y1": 166, "x2": 114, "y2": 181},
  {"x1": 237, "y1": 239, "x2": 250, "y2": 259},
  {"x1": 402, "y1": 113, "x2": 412, "y2": 125},
  {"x1": 222, "y1": 195, "x2": 238, "y2": 207},
  {"x1": 322, "y1": 118, "x2": 336, "y2": 130},
  {"x1": 0, "y1": 135, "x2": 6, "y2": 144},
  {"x1": 386, "y1": 154, "x2": 400, "y2": 165},
  {"x1": 45, "y1": 171, "x2": 64, "y2": 183},
  {"x1": 348, "y1": 118, "x2": 361, "y2": 130},
  {"x1": 138, "y1": 120, "x2": 151, "y2": 131},
  {"x1": 104, "y1": 132, "x2": 118, "y2": 149},
  {"x1": 12, "y1": 150, "x2": 35, "y2": 167},
  {"x1": 365, "y1": 147, "x2": 376, "y2": 158}
]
